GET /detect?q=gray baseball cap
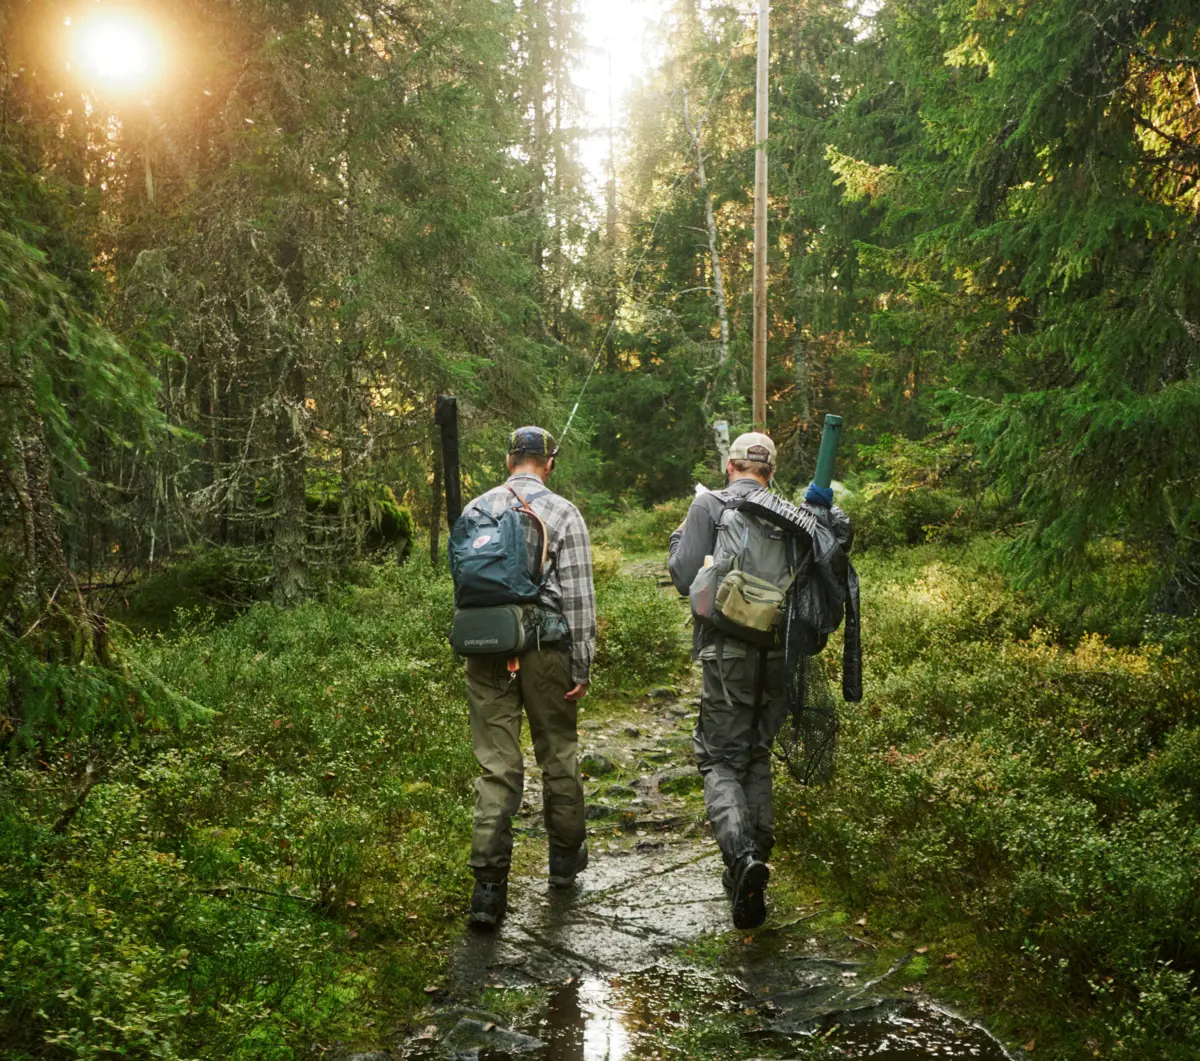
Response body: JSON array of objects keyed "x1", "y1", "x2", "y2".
[{"x1": 729, "y1": 431, "x2": 777, "y2": 466}]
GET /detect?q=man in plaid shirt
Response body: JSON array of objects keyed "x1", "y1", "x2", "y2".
[{"x1": 461, "y1": 426, "x2": 596, "y2": 926}]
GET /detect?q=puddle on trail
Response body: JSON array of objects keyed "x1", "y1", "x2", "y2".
[
  {"x1": 409, "y1": 964, "x2": 1013, "y2": 1060},
  {"x1": 403, "y1": 845, "x2": 1014, "y2": 1061},
  {"x1": 524, "y1": 968, "x2": 739, "y2": 1060},
  {"x1": 510, "y1": 967, "x2": 1013, "y2": 1061}
]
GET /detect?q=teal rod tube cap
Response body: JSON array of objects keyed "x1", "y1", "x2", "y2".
[{"x1": 813, "y1": 414, "x2": 843, "y2": 489}]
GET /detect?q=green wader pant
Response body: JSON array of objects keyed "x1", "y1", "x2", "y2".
[
  {"x1": 695, "y1": 651, "x2": 788, "y2": 867},
  {"x1": 466, "y1": 647, "x2": 586, "y2": 882}
]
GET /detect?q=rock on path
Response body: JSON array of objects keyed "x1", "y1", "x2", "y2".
[{"x1": 450, "y1": 846, "x2": 727, "y2": 990}]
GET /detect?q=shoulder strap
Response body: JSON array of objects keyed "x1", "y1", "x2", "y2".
[
  {"x1": 707, "y1": 488, "x2": 737, "y2": 542},
  {"x1": 505, "y1": 484, "x2": 550, "y2": 578}
]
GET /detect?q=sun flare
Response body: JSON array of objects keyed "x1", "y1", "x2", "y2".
[{"x1": 75, "y1": 13, "x2": 161, "y2": 90}]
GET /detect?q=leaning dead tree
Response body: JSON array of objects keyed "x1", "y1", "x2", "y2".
[
  {"x1": 683, "y1": 88, "x2": 732, "y2": 469},
  {"x1": 683, "y1": 88, "x2": 730, "y2": 370}
]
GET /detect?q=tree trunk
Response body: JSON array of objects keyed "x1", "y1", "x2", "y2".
[
  {"x1": 1, "y1": 434, "x2": 37, "y2": 639},
  {"x1": 683, "y1": 90, "x2": 730, "y2": 371},
  {"x1": 0, "y1": 365, "x2": 78, "y2": 736},
  {"x1": 529, "y1": 0, "x2": 549, "y2": 290},
  {"x1": 272, "y1": 356, "x2": 307, "y2": 607},
  {"x1": 0, "y1": 346, "x2": 65, "y2": 637},
  {"x1": 551, "y1": 0, "x2": 565, "y2": 340},
  {"x1": 272, "y1": 236, "x2": 308, "y2": 608}
]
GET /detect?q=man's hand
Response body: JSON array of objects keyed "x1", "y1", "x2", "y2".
[{"x1": 565, "y1": 682, "x2": 589, "y2": 702}]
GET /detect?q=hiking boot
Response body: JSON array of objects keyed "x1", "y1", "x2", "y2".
[
  {"x1": 470, "y1": 879, "x2": 508, "y2": 927},
  {"x1": 730, "y1": 853, "x2": 769, "y2": 930},
  {"x1": 548, "y1": 842, "x2": 589, "y2": 888},
  {"x1": 721, "y1": 865, "x2": 734, "y2": 894}
]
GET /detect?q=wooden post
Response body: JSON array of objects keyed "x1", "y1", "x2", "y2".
[
  {"x1": 752, "y1": 0, "x2": 770, "y2": 431},
  {"x1": 435, "y1": 395, "x2": 462, "y2": 527},
  {"x1": 430, "y1": 424, "x2": 442, "y2": 566}
]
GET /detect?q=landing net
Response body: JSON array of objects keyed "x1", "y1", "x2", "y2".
[
  {"x1": 775, "y1": 652, "x2": 838, "y2": 786},
  {"x1": 775, "y1": 586, "x2": 839, "y2": 785}
]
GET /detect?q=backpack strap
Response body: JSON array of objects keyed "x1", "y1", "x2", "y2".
[
  {"x1": 505, "y1": 485, "x2": 550, "y2": 580},
  {"x1": 714, "y1": 632, "x2": 735, "y2": 712},
  {"x1": 707, "y1": 487, "x2": 739, "y2": 561},
  {"x1": 752, "y1": 645, "x2": 768, "y2": 714}
]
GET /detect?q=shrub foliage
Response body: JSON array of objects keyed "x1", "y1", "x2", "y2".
[
  {"x1": 0, "y1": 554, "x2": 689, "y2": 1059},
  {"x1": 779, "y1": 535, "x2": 1200, "y2": 1057}
]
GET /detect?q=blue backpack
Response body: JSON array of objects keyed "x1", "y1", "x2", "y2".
[{"x1": 449, "y1": 486, "x2": 548, "y2": 655}]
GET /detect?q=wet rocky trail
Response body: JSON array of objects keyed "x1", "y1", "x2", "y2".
[{"x1": 388, "y1": 566, "x2": 1018, "y2": 1061}]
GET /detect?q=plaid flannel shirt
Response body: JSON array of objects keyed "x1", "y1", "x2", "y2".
[{"x1": 462, "y1": 473, "x2": 596, "y2": 685}]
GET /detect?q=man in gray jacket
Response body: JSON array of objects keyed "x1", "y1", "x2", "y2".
[{"x1": 668, "y1": 432, "x2": 786, "y2": 929}]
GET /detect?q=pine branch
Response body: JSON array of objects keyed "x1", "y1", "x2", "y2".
[{"x1": 1130, "y1": 111, "x2": 1200, "y2": 156}]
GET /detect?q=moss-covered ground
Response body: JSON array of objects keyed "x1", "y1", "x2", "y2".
[
  {"x1": 3, "y1": 497, "x2": 1197, "y2": 1060},
  {"x1": 0, "y1": 547, "x2": 688, "y2": 1060}
]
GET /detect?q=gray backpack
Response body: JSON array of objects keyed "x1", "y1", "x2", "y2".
[{"x1": 688, "y1": 492, "x2": 800, "y2": 646}]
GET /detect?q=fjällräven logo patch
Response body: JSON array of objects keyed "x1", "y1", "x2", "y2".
[{"x1": 472, "y1": 534, "x2": 492, "y2": 549}]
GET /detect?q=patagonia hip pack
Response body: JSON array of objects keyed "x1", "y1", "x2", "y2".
[{"x1": 449, "y1": 486, "x2": 548, "y2": 655}]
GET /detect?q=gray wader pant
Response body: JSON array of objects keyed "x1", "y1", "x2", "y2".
[
  {"x1": 466, "y1": 647, "x2": 586, "y2": 882},
  {"x1": 695, "y1": 650, "x2": 788, "y2": 867}
]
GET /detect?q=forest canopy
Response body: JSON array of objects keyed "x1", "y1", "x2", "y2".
[{"x1": 2, "y1": 0, "x2": 1198, "y2": 646}]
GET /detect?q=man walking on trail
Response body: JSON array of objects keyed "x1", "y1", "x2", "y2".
[
  {"x1": 668, "y1": 432, "x2": 788, "y2": 930},
  {"x1": 457, "y1": 426, "x2": 595, "y2": 927}
]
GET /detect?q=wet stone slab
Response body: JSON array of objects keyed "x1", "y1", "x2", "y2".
[
  {"x1": 399, "y1": 841, "x2": 1016, "y2": 1060},
  {"x1": 440, "y1": 1018, "x2": 544, "y2": 1060},
  {"x1": 448, "y1": 845, "x2": 728, "y2": 989},
  {"x1": 830, "y1": 1000, "x2": 1018, "y2": 1059}
]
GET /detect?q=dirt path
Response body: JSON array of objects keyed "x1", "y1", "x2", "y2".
[{"x1": 391, "y1": 569, "x2": 1017, "y2": 1061}]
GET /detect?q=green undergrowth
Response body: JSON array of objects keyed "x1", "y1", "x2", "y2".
[
  {"x1": 0, "y1": 545, "x2": 689, "y2": 1061},
  {"x1": 592, "y1": 575, "x2": 690, "y2": 698},
  {"x1": 776, "y1": 534, "x2": 1200, "y2": 1058},
  {"x1": 593, "y1": 496, "x2": 690, "y2": 556},
  {"x1": 111, "y1": 546, "x2": 273, "y2": 631},
  {"x1": 841, "y1": 478, "x2": 1161, "y2": 646}
]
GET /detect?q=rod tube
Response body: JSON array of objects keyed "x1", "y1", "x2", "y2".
[{"x1": 813, "y1": 413, "x2": 842, "y2": 489}]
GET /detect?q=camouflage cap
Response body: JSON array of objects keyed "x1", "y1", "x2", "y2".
[
  {"x1": 508, "y1": 425, "x2": 558, "y2": 458},
  {"x1": 728, "y1": 431, "x2": 777, "y2": 467}
]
